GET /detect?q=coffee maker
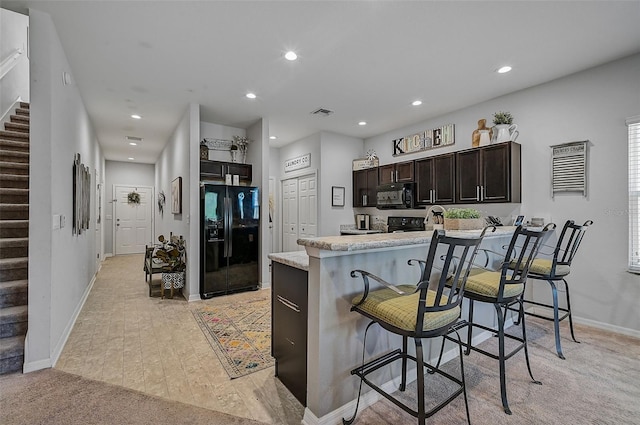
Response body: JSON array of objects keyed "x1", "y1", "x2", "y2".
[{"x1": 356, "y1": 214, "x2": 370, "y2": 230}]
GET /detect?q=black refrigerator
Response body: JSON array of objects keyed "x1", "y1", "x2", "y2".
[{"x1": 200, "y1": 183, "x2": 260, "y2": 298}]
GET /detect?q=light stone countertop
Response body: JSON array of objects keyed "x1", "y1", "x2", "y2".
[
  {"x1": 297, "y1": 226, "x2": 517, "y2": 252},
  {"x1": 268, "y1": 251, "x2": 309, "y2": 271}
]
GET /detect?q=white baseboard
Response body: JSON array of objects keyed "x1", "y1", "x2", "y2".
[
  {"x1": 573, "y1": 316, "x2": 640, "y2": 339},
  {"x1": 22, "y1": 357, "x2": 51, "y2": 373},
  {"x1": 50, "y1": 273, "x2": 97, "y2": 367}
]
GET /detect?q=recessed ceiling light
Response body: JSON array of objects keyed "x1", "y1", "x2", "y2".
[
  {"x1": 358, "y1": 121, "x2": 367, "y2": 126},
  {"x1": 129, "y1": 142, "x2": 137, "y2": 146},
  {"x1": 412, "y1": 100, "x2": 422, "y2": 106},
  {"x1": 270, "y1": 136, "x2": 277, "y2": 140},
  {"x1": 246, "y1": 92, "x2": 257, "y2": 99},
  {"x1": 497, "y1": 66, "x2": 512, "y2": 74},
  {"x1": 131, "y1": 114, "x2": 142, "y2": 119},
  {"x1": 284, "y1": 51, "x2": 297, "y2": 61},
  {"x1": 128, "y1": 157, "x2": 135, "y2": 161}
]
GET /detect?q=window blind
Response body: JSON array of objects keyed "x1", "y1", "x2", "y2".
[{"x1": 628, "y1": 116, "x2": 640, "y2": 273}]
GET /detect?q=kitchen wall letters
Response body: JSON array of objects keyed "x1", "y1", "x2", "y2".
[{"x1": 392, "y1": 123, "x2": 455, "y2": 156}]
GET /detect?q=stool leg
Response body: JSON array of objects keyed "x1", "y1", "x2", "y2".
[
  {"x1": 519, "y1": 298, "x2": 542, "y2": 386},
  {"x1": 414, "y1": 338, "x2": 426, "y2": 425},
  {"x1": 563, "y1": 278, "x2": 580, "y2": 344},
  {"x1": 465, "y1": 300, "x2": 474, "y2": 356},
  {"x1": 453, "y1": 328, "x2": 471, "y2": 425},
  {"x1": 400, "y1": 335, "x2": 407, "y2": 391},
  {"x1": 549, "y1": 280, "x2": 565, "y2": 359},
  {"x1": 494, "y1": 303, "x2": 511, "y2": 415}
]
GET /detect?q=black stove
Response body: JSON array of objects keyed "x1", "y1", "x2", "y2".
[{"x1": 387, "y1": 216, "x2": 425, "y2": 233}]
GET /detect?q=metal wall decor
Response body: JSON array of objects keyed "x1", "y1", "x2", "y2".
[
  {"x1": 72, "y1": 153, "x2": 91, "y2": 235},
  {"x1": 392, "y1": 123, "x2": 455, "y2": 156},
  {"x1": 550, "y1": 140, "x2": 589, "y2": 198}
]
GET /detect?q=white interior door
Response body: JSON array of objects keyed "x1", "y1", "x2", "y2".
[
  {"x1": 298, "y1": 175, "x2": 317, "y2": 241},
  {"x1": 114, "y1": 185, "x2": 153, "y2": 255},
  {"x1": 282, "y1": 179, "x2": 299, "y2": 252}
]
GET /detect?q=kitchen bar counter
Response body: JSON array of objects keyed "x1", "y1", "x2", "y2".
[
  {"x1": 299, "y1": 226, "x2": 517, "y2": 424},
  {"x1": 299, "y1": 226, "x2": 517, "y2": 252},
  {"x1": 268, "y1": 251, "x2": 309, "y2": 271}
]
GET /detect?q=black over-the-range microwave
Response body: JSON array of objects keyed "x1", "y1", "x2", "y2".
[{"x1": 376, "y1": 182, "x2": 415, "y2": 209}]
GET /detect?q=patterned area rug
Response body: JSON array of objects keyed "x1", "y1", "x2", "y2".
[{"x1": 192, "y1": 297, "x2": 274, "y2": 379}]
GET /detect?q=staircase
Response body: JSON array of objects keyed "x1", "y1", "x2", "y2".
[{"x1": 0, "y1": 102, "x2": 29, "y2": 375}]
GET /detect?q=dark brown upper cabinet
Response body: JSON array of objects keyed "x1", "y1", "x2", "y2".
[
  {"x1": 378, "y1": 160, "x2": 414, "y2": 185},
  {"x1": 415, "y1": 153, "x2": 456, "y2": 206},
  {"x1": 200, "y1": 159, "x2": 252, "y2": 183},
  {"x1": 455, "y1": 142, "x2": 521, "y2": 204},
  {"x1": 352, "y1": 168, "x2": 378, "y2": 207}
]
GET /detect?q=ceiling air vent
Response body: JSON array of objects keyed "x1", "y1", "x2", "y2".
[
  {"x1": 126, "y1": 136, "x2": 143, "y2": 142},
  {"x1": 310, "y1": 107, "x2": 334, "y2": 117}
]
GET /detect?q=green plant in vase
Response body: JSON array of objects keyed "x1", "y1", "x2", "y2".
[{"x1": 492, "y1": 111, "x2": 519, "y2": 143}]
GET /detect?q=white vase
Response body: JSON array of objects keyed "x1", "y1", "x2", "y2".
[
  {"x1": 479, "y1": 129, "x2": 491, "y2": 146},
  {"x1": 493, "y1": 124, "x2": 519, "y2": 143},
  {"x1": 230, "y1": 150, "x2": 238, "y2": 163}
]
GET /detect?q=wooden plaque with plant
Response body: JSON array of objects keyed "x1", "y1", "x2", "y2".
[{"x1": 443, "y1": 208, "x2": 485, "y2": 230}]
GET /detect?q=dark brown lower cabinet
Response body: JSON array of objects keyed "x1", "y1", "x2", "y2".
[{"x1": 271, "y1": 262, "x2": 308, "y2": 405}]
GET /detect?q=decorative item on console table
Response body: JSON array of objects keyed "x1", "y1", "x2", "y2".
[
  {"x1": 200, "y1": 142, "x2": 209, "y2": 160},
  {"x1": 492, "y1": 111, "x2": 519, "y2": 143},
  {"x1": 154, "y1": 234, "x2": 186, "y2": 299},
  {"x1": 443, "y1": 207, "x2": 485, "y2": 230}
]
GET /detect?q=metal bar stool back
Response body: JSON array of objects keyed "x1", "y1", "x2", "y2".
[
  {"x1": 442, "y1": 224, "x2": 552, "y2": 415},
  {"x1": 518, "y1": 219, "x2": 593, "y2": 358},
  {"x1": 343, "y1": 228, "x2": 489, "y2": 425}
]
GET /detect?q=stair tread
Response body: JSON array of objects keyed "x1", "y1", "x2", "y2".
[
  {"x1": 0, "y1": 188, "x2": 28, "y2": 193},
  {"x1": 0, "y1": 161, "x2": 28, "y2": 167},
  {"x1": 0, "y1": 131, "x2": 28, "y2": 138},
  {"x1": 0, "y1": 220, "x2": 28, "y2": 226},
  {"x1": 0, "y1": 237, "x2": 28, "y2": 246},
  {"x1": 0, "y1": 335, "x2": 25, "y2": 359},
  {"x1": 0, "y1": 305, "x2": 28, "y2": 318},
  {"x1": 0, "y1": 150, "x2": 29, "y2": 156},
  {"x1": 0, "y1": 257, "x2": 28, "y2": 266},
  {"x1": 0, "y1": 174, "x2": 29, "y2": 180},
  {"x1": 0, "y1": 279, "x2": 28, "y2": 291}
]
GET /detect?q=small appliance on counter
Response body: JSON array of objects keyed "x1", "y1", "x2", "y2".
[
  {"x1": 387, "y1": 216, "x2": 425, "y2": 233},
  {"x1": 356, "y1": 214, "x2": 370, "y2": 230}
]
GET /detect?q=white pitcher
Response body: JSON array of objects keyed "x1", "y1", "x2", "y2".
[{"x1": 493, "y1": 124, "x2": 519, "y2": 143}]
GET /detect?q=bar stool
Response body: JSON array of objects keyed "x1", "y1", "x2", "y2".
[
  {"x1": 515, "y1": 219, "x2": 593, "y2": 359},
  {"x1": 441, "y1": 225, "x2": 552, "y2": 415},
  {"x1": 343, "y1": 229, "x2": 488, "y2": 425}
]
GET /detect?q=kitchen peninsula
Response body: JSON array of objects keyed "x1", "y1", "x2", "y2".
[{"x1": 269, "y1": 227, "x2": 517, "y2": 425}]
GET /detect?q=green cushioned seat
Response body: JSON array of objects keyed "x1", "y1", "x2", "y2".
[
  {"x1": 465, "y1": 269, "x2": 524, "y2": 299},
  {"x1": 352, "y1": 285, "x2": 460, "y2": 332},
  {"x1": 528, "y1": 258, "x2": 570, "y2": 277},
  {"x1": 508, "y1": 258, "x2": 570, "y2": 277}
]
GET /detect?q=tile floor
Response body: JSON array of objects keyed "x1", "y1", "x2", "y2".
[{"x1": 56, "y1": 254, "x2": 304, "y2": 424}]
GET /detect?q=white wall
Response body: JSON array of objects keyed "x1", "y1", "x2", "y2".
[
  {"x1": 103, "y1": 160, "x2": 155, "y2": 255},
  {"x1": 318, "y1": 131, "x2": 364, "y2": 235},
  {"x1": 364, "y1": 53, "x2": 640, "y2": 334},
  {"x1": 0, "y1": 8, "x2": 29, "y2": 120},
  {"x1": 155, "y1": 104, "x2": 197, "y2": 299},
  {"x1": 26, "y1": 9, "x2": 104, "y2": 371}
]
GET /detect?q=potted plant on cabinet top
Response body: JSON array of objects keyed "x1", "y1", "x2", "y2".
[
  {"x1": 492, "y1": 111, "x2": 519, "y2": 143},
  {"x1": 154, "y1": 234, "x2": 186, "y2": 298},
  {"x1": 443, "y1": 208, "x2": 485, "y2": 231}
]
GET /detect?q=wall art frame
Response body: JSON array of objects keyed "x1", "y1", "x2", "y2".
[
  {"x1": 171, "y1": 177, "x2": 182, "y2": 214},
  {"x1": 332, "y1": 186, "x2": 345, "y2": 207}
]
